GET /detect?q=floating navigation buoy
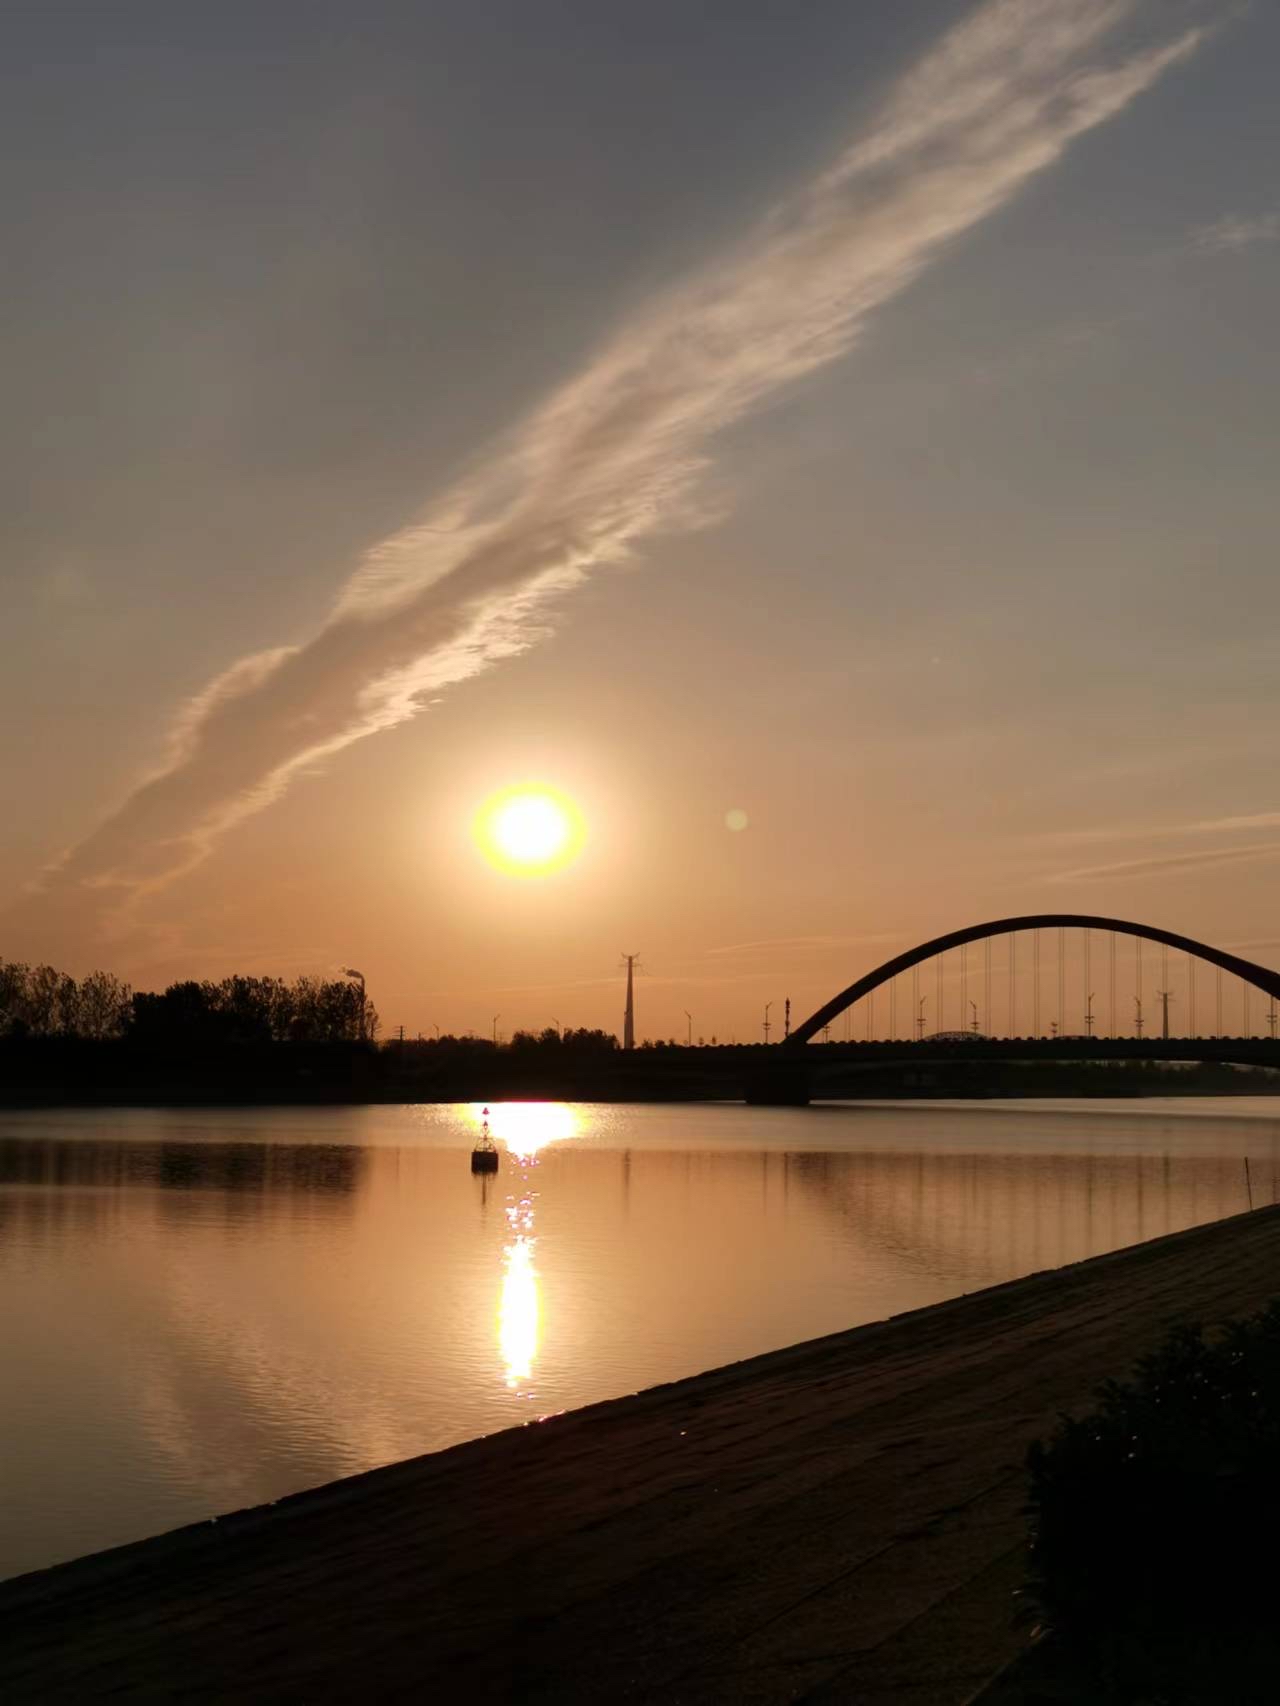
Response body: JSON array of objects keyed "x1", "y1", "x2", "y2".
[{"x1": 471, "y1": 1106, "x2": 499, "y2": 1174}]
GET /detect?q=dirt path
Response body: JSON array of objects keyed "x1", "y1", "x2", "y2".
[{"x1": 4, "y1": 1204, "x2": 1280, "y2": 1704}]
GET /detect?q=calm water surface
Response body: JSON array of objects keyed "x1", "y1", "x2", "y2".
[{"x1": 2, "y1": 1097, "x2": 1278, "y2": 1580}]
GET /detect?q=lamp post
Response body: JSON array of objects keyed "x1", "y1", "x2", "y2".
[
  {"x1": 684, "y1": 1010, "x2": 693, "y2": 1046},
  {"x1": 341, "y1": 968, "x2": 366, "y2": 1042},
  {"x1": 492, "y1": 1014, "x2": 501, "y2": 1045},
  {"x1": 551, "y1": 1016, "x2": 562, "y2": 1040}
]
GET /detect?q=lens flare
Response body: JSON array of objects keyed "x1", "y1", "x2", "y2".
[{"x1": 473, "y1": 785, "x2": 585, "y2": 877}]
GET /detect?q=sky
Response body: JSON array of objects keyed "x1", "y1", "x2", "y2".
[{"x1": 4, "y1": 0, "x2": 1280, "y2": 1042}]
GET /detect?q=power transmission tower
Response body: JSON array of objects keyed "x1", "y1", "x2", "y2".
[{"x1": 621, "y1": 954, "x2": 641, "y2": 1050}]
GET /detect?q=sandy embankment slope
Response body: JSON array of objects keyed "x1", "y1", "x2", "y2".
[{"x1": 3, "y1": 1204, "x2": 1279, "y2": 1705}]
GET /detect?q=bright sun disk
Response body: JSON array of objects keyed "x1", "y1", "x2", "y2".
[{"x1": 474, "y1": 785, "x2": 585, "y2": 877}]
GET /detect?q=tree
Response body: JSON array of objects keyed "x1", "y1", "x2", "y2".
[
  {"x1": 74, "y1": 971, "x2": 132, "y2": 1039},
  {"x1": 0, "y1": 960, "x2": 30, "y2": 1035},
  {"x1": 24, "y1": 964, "x2": 77, "y2": 1034},
  {"x1": 131, "y1": 981, "x2": 218, "y2": 1043}
]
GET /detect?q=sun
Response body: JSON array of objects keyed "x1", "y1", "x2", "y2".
[{"x1": 474, "y1": 785, "x2": 585, "y2": 877}]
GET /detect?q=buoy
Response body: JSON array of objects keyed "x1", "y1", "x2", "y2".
[{"x1": 471, "y1": 1107, "x2": 499, "y2": 1173}]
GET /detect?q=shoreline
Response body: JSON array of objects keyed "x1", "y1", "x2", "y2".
[
  {"x1": 5, "y1": 1083, "x2": 1280, "y2": 1113},
  {"x1": 4, "y1": 1205, "x2": 1280, "y2": 1701}
]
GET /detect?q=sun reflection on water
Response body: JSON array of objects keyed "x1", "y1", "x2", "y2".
[
  {"x1": 498, "y1": 1231, "x2": 540, "y2": 1388},
  {"x1": 476, "y1": 1104, "x2": 580, "y2": 1393},
  {"x1": 469, "y1": 1100, "x2": 580, "y2": 1159}
]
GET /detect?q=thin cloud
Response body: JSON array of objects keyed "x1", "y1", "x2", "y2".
[
  {"x1": 1034, "y1": 808, "x2": 1280, "y2": 848},
  {"x1": 1049, "y1": 842, "x2": 1280, "y2": 884},
  {"x1": 31, "y1": 1, "x2": 1207, "y2": 935},
  {"x1": 1193, "y1": 210, "x2": 1280, "y2": 253},
  {"x1": 705, "y1": 933, "x2": 899, "y2": 958}
]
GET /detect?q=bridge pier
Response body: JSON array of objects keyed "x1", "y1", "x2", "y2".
[{"x1": 744, "y1": 1057, "x2": 811, "y2": 1106}]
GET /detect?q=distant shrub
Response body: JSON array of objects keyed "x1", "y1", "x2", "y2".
[{"x1": 1025, "y1": 1302, "x2": 1280, "y2": 1703}]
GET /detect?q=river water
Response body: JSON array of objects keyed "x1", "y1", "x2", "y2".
[{"x1": 2, "y1": 1097, "x2": 1277, "y2": 1581}]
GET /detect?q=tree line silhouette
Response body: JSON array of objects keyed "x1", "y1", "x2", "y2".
[{"x1": 0, "y1": 960, "x2": 376, "y2": 1046}]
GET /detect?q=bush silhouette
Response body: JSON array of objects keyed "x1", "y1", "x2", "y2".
[{"x1": 1025, "y1": 1301, "x2": 1280, "y2": 1702}]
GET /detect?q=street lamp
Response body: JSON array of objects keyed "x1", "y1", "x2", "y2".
[
  {"x1": 341, "y1": 968, "x2": 366, "y2": 1042},
  {"x1": 763, "y1": 1002, "x2": 773, "y2": 1045},
  {"x1": 551, "y1": 1017, "x2": 562, "y2": 1039},
  {"x1": 492, "y1": 1013, "x2": 501, "y2": 1045},
  {"x1": 684, "y1": 1010, "x2": 693, "y2": 1046}
]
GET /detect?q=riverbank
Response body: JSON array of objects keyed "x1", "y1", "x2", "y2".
[{"x1": 4, "y1": 1204, "x2": 1280, "y2": 1703}]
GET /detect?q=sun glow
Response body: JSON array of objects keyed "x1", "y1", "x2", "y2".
[
  {"x1": 469, "y1": 1101, "x2": 580, "y2": 1159},
  {"x1": 473, "y1": 785, "x2": 585, "y2": 877}
]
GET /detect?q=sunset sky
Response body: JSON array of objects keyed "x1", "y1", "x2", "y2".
[{"x1": 5, "y1": 0, "x2": 1280, "y2": 1041}]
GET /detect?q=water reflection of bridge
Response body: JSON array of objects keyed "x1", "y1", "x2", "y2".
[{"x1": 783, "y1": 1138, "x2": 1280, "y2": 1297}]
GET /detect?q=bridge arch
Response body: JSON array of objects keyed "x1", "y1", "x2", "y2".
[{"x1": 785, "y1": 914, "x2": 1280, "y2": 1047}]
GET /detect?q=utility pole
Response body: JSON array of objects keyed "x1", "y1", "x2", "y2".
[
  {"x1": 1134, "y1": 995, "x2": 1144, "y2": 1037},
  {"x1": 784, "y1": 997, "x2": 791, "y2": 1040},
  {"x1": 684, "y1": 1010, "x2": 693, "y2": 1047},
  {"x1": 1158, "y1": 988, "x2": 1172, "y2": 1041},
  {"x1": 917, "y1": 996, "x2": 927, "y2": 1041},
  {"x1": 763, "y1": 1002, "x2": 773, "y2": 1045},
  {"x1": 1085, "y1": 992, "x2": 1095, "y2": 1038},
  {"x1": 621, "y1": 954, "x2": 640, "y2": 1051},
  {"x1": 492, "y1": 1013, "x2": 501, "y2": 1044},
  {"x1": 970, "y1": 1000, "x2": 979, "y2": 1037}
]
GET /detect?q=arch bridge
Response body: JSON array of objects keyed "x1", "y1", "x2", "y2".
[
  {"x1": 750, "y1": 914, "x2": 1280, "y2": 1102},
  {"x1": 787, "y1": 914, "x2": 1280, "y2": 1046}
]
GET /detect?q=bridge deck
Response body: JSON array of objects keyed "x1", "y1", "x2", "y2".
[{"x1": 4, "y1": 1206, "x2": 1280, "y2": 1703}]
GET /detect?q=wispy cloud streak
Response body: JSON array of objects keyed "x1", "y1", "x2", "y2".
[
  {"x1": 705, "y1": 933, "x2": 899, "y2": 958},
  {"x1": 1034, "y1": 808, "x2": 1280, "y2": 849},
  {"x1": 1193, "y1": 209, "x2": 1280, "y2": 253},
  {"x1": 1049, "y1": 843, "x2": 1280, "y2": 884},
  {"x1": 41, "y1": 0, "x2": 1205, "y2": 924}
]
